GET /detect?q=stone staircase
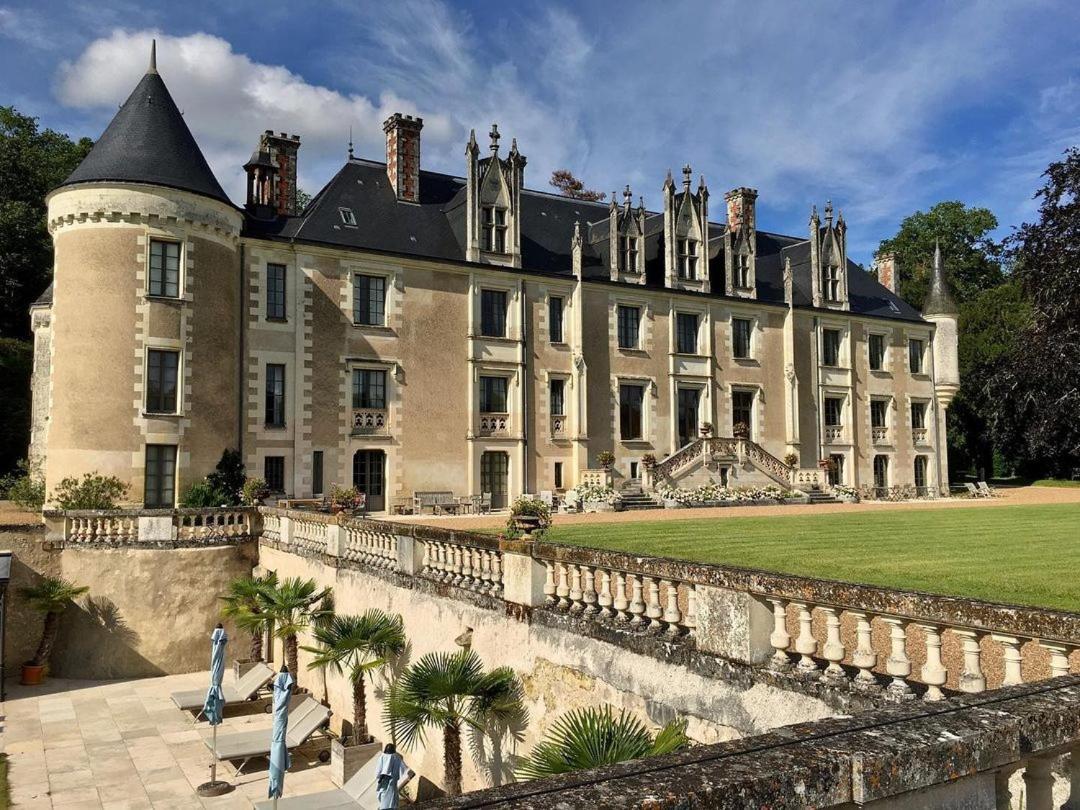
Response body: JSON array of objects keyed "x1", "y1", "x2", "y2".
[
  {"x1": 804, "y1": 487, "x2": 840, "y2": 505},
  {"x1": 619, "y1": 480, "x2": 662, "y2": 511}
]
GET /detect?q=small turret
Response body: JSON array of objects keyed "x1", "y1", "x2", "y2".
[
  {"x1": 923, "y1": 240, "x2": 960, "y2": 494},
  {"x1": 922, "y1": 240, "x2": 958, "y2": 317}
]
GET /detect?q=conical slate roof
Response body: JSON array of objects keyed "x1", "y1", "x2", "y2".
[
  {"x1": 59, "y1": 55, "x2": 231, "y2": 206},
  {"x1": 922, "y1": 240, "x2": 958, "y2": 316}
]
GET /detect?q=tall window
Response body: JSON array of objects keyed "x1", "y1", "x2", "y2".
[
  {"x1": 732, "y1": 390, "x2": 754, "y2": 433},
  {"x1": 353, "y1": 274, "x2": 386, "y2": 326},
  {"x1": 146, "y1": 349, "x2": 179, "y2": 413},
  {"x1": 480, "y1": 289, "x2": 507, "y2": 337},
  {"x1": 264, "y1": 456, "x2": 285, "y2": 492},
  {"x1": 822, "y1": 328, "x2": 842, "y2": 366},
  {"x1": 677, "y1": 238, "x2": 699, "y2": 279},
  {"x1": 482, "y1": 206, "x2": 507, "y2": 253},
  {"x1": 823, "y1": 263, "x2": 841, "y2": 301},
  {"x1": 265, "y1": 364, "x2": 285, "y2": 427},
  {"x1": 312, "y1": 451, "x2": 324, "y2": 497},
  {"x1": 735, "y1": 253, "x2": 751, "y2": 288},
  {"x1": 868, "y1": 333, "x2": 886, "y2": 371},
  {"x1": 676, "y1": 313, "x2": 698, "y2": 354},
  {"x1": 479, "y1": 376, "x2": 508, "y2": 413},
  {"x1": 617, "y1": 305, "x2": 640, "y2": 349},
  {"x1": 352, "y1": 369, "x2": 387, "y2": 409},
  {"x1": 550, "y1": 378, "x2": 565, "y2": 416},
  {"x1": 549, "y1": 296, "x2": 564, "y2": 343},
  {"x1": 620, "y1": 235, "x2": 639, "y2": 273},
  {"x1": 149, "y1": 240, "x2": 180, "y2": 298},
  {"x1": 871, "y1": 399, "x2": 889, "y2": 429},
  {"x1": 908, "y1": 338, "x2": 925, "y2": 373},
  {"x1": 873, "y1": 455, "x2": 889, "y2": 489},
  {"x1": 914, "y1": 455, "x2": 928, "y2": 490},
  {"x1": 828, "y1": 453, "x2": 845, "y2": 486},
  {"x1": 144, "y1": 444, "x2": 176, "y2": 508},
  {"x1": 732, "y1": 318, "x2": 752, "y2": 359},
  {"x1": 911, "y1": 401, "x2": 926, "y2": 429},
  {"x1": 619, "y1": 383, "x2": 644, "y2": 440},
  {"x1": 266, "y1": 263, "x2": 286, "y2": 320},
  {"x1": 824, "y1": 396, "x2": 843, "y2": 427},
  {"x1": 554, "y1": 462, "x2": 563, "y2": 490}
]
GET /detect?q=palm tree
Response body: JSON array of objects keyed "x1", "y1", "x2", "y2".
[
  {"x1": 386, "y1": 649, "x2": 526, "y2": 797},
  {"x1": 218, "y1": 571, "x2": 278, "y2": 662},
  {"x1": 21, "y1": 577, "x2": 90, "y2": 668},
  {"x1": 516, "y1": 706, "x2": 688, "y2": 780},
  {"x1": 257, "y1": 576, "x2": 331, "y2": 681},
  {"x1": 303, "y1": 610, "x2": 406, "y2": 744}
]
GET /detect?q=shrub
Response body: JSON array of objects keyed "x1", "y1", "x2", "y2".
[
  {"x1": 241, "y1": 477, "x2": 270, "y2": 506},
  {"x1": 51, "y1": 473, "x2": 127, "y2": 510},
  {"x1": 0, "y1": 458, "x2": 45, "y2": 509},
  {"x1": 732, "y1": 421, "x2": 750, "y2": 439},
  {"x1": 506, "y1": 496, "x2": 552, "y2": 537},
  {"x1": 783, "y1": 452, "x2": 799, "y2": 468},
  {"x1": 641, "y1": 453, "x2": 657, "y2": 469},
  {"x1": 180, "y1": 480, "x2": 224, "y2": 508},
  {"x1": 205, "y1": 449, "x2": 246, "y2": 506},
  {"x1": 565, "y1": 484, "x2": 621, "y2": 505},
  {"x1": 329, "y1": 484, "x2": 365, "y2": 514},
  {"x1": 596, "y1": 451, "x2": 615, "y2": 469}
]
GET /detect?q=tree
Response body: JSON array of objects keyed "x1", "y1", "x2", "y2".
[
  {"x1": 296, "y1": 188, "x2": 313, "y2": 212},
  {"x1": 0, "y1": 338, "x2": 32, "y2": 477},
  {"x1": 386, "y1": 649, "x2": 526, "y2": 797},
  {"x1": 875, "y1": 201, "x2": 1004, "y2": 308},
  {"x1": 0, "y1": 107, "x2": 93, "y2": 339},
  {"x1": 205, "y1": 449, "x2": 246, "y2": 505},
  {"x1": 257, "y1": 576, "x2": 331, "y2": 682},
  {"x1": 549, "y1": 169, "x2": 606, "y2": 202},
  {"x1": 303, "y1": 610, "x2": 406, "y2": 744},
  {"x1": 21, "y1": 576, "x2": 90, "y2": 667},
  {"x1": 516, "y1": 706, "x2": 688, "y2": 780},
  {"x1": 988, "y1": 148, "x2": 1080, "y2": 476},
  {"x1": 219, "y1": 571, "x2": 278, "y2": 662}
]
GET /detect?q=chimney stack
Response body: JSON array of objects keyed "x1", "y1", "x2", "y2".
[
  {"x1": 724, "y1": 187, "x2": 758, "y2": 233},
  {"x1": 875, "y1": 251, "x2": 898, "y2": 294},
  {"x1": 384, "y1": 113, "x2": 423, "y2": 203},
  {"x1": 258, "y1": 131, "x2": 301, "y2": 216}
]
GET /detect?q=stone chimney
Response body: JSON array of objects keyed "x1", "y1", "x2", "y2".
[
  {"x1": 384, "y1": 113, "x2": 423, "y2": 203},
  {"x1": 724, "y1": 187, "x2": 757, "y2": 233},
  {"x1": 260, "y1": 131, "x2": 301, "y2": 216},
  {"x1": 875, "y1": 251, "x2": 898, "y2": 294}
]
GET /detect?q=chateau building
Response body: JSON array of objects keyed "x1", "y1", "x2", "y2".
[{"x1": 29, "y1": 48, "x2": 960, "y2": 510}]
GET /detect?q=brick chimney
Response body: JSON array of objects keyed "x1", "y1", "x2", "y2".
[
  {"x1": 724, "y1": 187, "x2": 758, "y2": 233},
  {"x1": 384, "y1": 113, "x2": 423, "y2": 203},
  {"x1": 260, "y1": 131, "x2": 301, "y2": 216},
  {"x1": 875, "y1": 251, "x2": 898, "y2": 294}
]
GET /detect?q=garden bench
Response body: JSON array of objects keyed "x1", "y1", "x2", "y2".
[{"x1": 413, "y1": 491, "x2": 456, "y2": 514}]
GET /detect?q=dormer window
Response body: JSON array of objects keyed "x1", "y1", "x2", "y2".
[
  {"x1": 339, "y1": 207, "x2": 357, "y2": 227},
  {"x1": 619, "y1": 235, "x2": 639, "y2": 273},
  {"x1": 735, "y1": 253, "x2": 751, "y2": 288},
  {"x1": 677, "y1": 238, "x2": 699, "y2": 280},
  {"x1": 824, "y1": 263, "x2": 841, "y2": 301},
  {"x1": 482, "y1": 205, "x2": 507, "y2": 253}
]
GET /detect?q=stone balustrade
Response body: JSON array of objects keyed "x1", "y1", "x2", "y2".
[
  {"x1": 44, "y1": 507, "x2": 258, "y2": 548},
  {"x1": 872, "y1": 425, "x2": 890, "y2": 444},
  {"x1": 478, "y1": 412, "x2": 509, "y2": 437},
  {"x1": 549, "y1": 413, "x2": 566, "y2": 437},
  {"x1": 342, "y1": 523, "x2": 397, "y2": 569},
  {"x1": 912, "y1": 426, "x2": 929, "y2": 444},
  {"x1": 351, "y1": 407, "x2": 388, "y2": 436},
  {"x1": 823, "y1": 425, "x2": 844, "y2": 443},
  {"x1": 420, "y1": 535, "x2": 503, "y2": 596}
]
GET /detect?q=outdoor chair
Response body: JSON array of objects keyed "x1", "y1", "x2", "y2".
[
  {"x1": 539, "y1": 490, "x2": 554, "y2": 507},
  {"x1": 963, "y1": 482, "x2": 981, "y2": 498},
  {"x1": 204, "y1": 694, "x2": 332, "y2": 774},
  {"x1": 977, "y1": 481, "x2": 996, "y2": 497},
  {"x1": 253, "y1": 741, "x2": 405, "y2": 809},
  {"x1": 480, "y1": 492, "x2": 492, "y2": 513},
  {"x1": 170, "y1": 661, "x2": 274, "y2": 719}
]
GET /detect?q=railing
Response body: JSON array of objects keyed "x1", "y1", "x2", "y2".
[
  {"x1": 290, "y1": 513, "x2": 330, "y2": 556},
  {"x1": 740, "y1": 439, "x2": 792, "y2": 487},
  {"x1": 823, "y1": 426, "x2": 844, "y2": 443},
  {"x1": 550, "y1": 413, "x2": 566, "y2": 437},
  {"x1": 871, "y1": 426, "x2": 890, "y2": 444},
  {"x1": 793, "y1": 468, "x2": 824, "y2": 490},
  {"x1": 912, "y1": 427, "x2": 928, "y2": 444},
  {"x1": 478, "y1": 412, "x2": 509, "y2": 437},
  {"x1": 46, "y1": 507, "x2": 258, "y2": 547},
  {"x1": 352, "y1": 408, "x2": 388, "y2": 436},
  {"x1": 578, "y1": 469, "x2": 610, "y2": 489},
  {"x1": 420, "y1": 536, "x2": 503, "y2": 596},
  {"x1": 342, "y1": 523, "x2": 397, "y2": 569},
  {"x1": 653, "y1": 437, "x2": 738, "y2": 482}
]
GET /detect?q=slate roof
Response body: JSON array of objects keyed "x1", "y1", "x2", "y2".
[
  {"x1": 59, "y1": 68, "x2": 232, "y2": 207},
  {"x1": 247, "y1": 159, "x2": 925, "y2": 323}
]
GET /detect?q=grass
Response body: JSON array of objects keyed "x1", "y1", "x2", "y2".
[
  {"x1": 1032, "y1": 479, "x2": 1080, "y2": 488},
  {"x1": 546, "y1": 503, "x2": 1080, "y2": 613},
  {"x1": 0, "y1": 754, "x2": 8, "y2": 810}
]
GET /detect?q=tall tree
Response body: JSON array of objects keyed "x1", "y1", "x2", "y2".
[
  {"x1": 988, "y1": 148, "x2": 1080, "y2": 476},
  {"x1": 0, "y1": 107, "x2": 93, "y2": 338},
  {"x1": 550, "y1": 169, "x2": 606, "y2": 202},
  {"x1": 875, "y1": 201, "x2": 1004, "y2": 308}
]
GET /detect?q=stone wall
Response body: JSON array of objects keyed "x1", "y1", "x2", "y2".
[{"x1": 258, "y1": 542, "x2": 836, "y2": 795}]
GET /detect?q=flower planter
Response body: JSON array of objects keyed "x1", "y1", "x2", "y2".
[
  {"x1": 330, "y1": 739, "x2": 382, "y2": 787},
  {"x1": 233, "y1": 659, "x2": 261, "y2": 680},
  {"x1": 582, "y1": 500, "x2": 616, "y2": 513},
  {"x1": 21, "y1": 663, "x2": 46, "y2": 685},
  {"x1": 511, "y1": 515, "x2": 544, "y2": 534}
]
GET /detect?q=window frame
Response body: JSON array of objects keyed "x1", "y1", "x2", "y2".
[
  {"x1": 339, "y1": 207, "x2": 357, "y2": 227},
  {"x1": 824, "y1": 396, "x2": 844, "y2": 427},
  {"x1": 549, "y1": 377, "x2": 566, "y2": 417},
  {"x1": 264, "y1": 456, "x2": 286, "y2": 493},
  {"x1": 908, "y1": 338, "x2": 926, "y2": 374},
  {"x1": 480, "y1": 288, "x2": 508, "y2": 338},
  {"x1": 352, "y1": 368, "x2": 388, "y2": 410},
  {"x1": 548, "y1": 295, "x2": 564, "y2": 344},
  {"x1": 481, "y1": 205, "x2": 508, "y2": 254},
  {"x1": 822, "y1": 328, "x2": 842, "y2": 367},
  {"x1": 731, "y1": 389, "x2": 755, "y2": 435},
  {"x1": 675, "y1": 312, "x2": 699, "y2": 355},
  {"x1": 618, "y1": 382, "x2": 645, "y2": 441},
  {"x1": 910, "y1": 400, "x2": 927, "y2": 429},
  {"x1": 617, "y1": 304, "x2": 642, "y2": 350},
  {"x1": 353, "y1": 273, "x2": 387, "y2": 327},
  {"x1": 870, "y1": 398, "x2": 890, "y2": 429},
  {"x1": 479, "y1": 375, "x2": 509, "y2": 414},
  {"x1": 265, "y1": 363, "x2": 286, "y2": 428},
  {"x1": 144, "y1": 444, "x2": 177, "y2": 509},
  {"x1": 145, "y1": 348, "x2": 180, "y2": 415},
  {"x1": 823, "y1": 262, "x2": 841, "y2": 302},
  {"x1": 914, "y1": 455, "x2": 928, "y2": 490},
  {"x1": 732, "y1": 317, "x2": 753, "y2": 360},
  {"x1": 619, "y1": 234, "x2": 639, "y2": 273},
  {"x1": 873, "y1": 454, "x2": 889, "y2": 489},
  {"x1": 735, "y1": 252, "x2": 751, "y2": 289},
  {"x1": 266, "y1": 263, "x2": 287, "y2": 321},
  {"x1": 677, "y1": 237, "x2": 699, "y2": 280},
  {"x1": 148, "y1": 238, "x2": 182, "y2": 299},
  {"x1": 868, "y1": 333, "x2": 887, "y2": 372}
]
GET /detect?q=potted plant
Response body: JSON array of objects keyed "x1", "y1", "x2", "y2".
[
  {"x1": 19, "y1": 577, "x2": 89, "y2": 685},
  {"x1": 304, "y1": 610, "x2": 406, "y2": 786},
  {"x1": 641, "y1": 453, "x2": 657, "y2": 470},
  {"x1": 507, "y1": 496, "x2": 552, "y2": 538},
  {"x1": 700, "y1": 422, "x2": 713, "y2": 438},
  {"x1": 241, "y1": 476, "x2": 270, "y2": 506},
  {"x1": 219, "y1": 571, "x2": 278, "y2": 677},
  {"x1": 329, "y1": 484, "x2": 365, "y2": 516},
  {"x1": 733, "y1": 421, "x2": 750, "y2": 440},
  {"x1": 783, "y1": 452, "x2": 799, "y2": 468},
  {"x1": 596, "y1": 451, "x2": 615, "y2": 470}
]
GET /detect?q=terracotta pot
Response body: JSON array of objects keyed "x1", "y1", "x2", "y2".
[{"x1": 21, "y1": 663, "x2": 46, "y2": 685}]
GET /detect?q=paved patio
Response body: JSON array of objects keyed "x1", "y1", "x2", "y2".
[{"x1": 2, "y1": 671, "x2": 338, "y2": 809}]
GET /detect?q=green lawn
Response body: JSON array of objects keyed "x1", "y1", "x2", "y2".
[
  {"x1": 1032, "y1": 479, "x2": 1080, "y2": 488},
  {"x1": 0, "y1": 754, "x2": 8, "y2": 810},
  {"x1": 546, "y1": 503, "x2": 1080, "y2": 613}
]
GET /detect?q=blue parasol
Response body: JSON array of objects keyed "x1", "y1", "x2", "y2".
[{"x1": 267, "y1": 665, "x2": 295, "y2": 803}]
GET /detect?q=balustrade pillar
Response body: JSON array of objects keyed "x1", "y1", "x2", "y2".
[
  {"x1": 684, "y1": 586, "x2": 697, "y2": 633},
  {"x1": 883, "y1": 617, "x2": 913, "y2": 700},
  {"x1": 994, "y1": 766, "x2": 1017, "y2": 810},
  {"x1": 543, "y1": 561, "x2": 557, "y2": 606},
  {"x1": 581, "y1": 566, "x2": 599, "y2": 614},
  {"x1": 1063, "y1": 745, "x2": 1080, "y2": 810},
  {"x1": 955, "y1": 630, "x2": 986, "y2": 693},
  {"x1": 768, "y1": 599, "x2": 791, "y2": 671},
  {"x1": 793, "y1": 602, "x2": 818, "y2": 675},
  {"x1": 568, "y1": 565, "x2": 584, "y2": 612},
  {"x1": 556, "y1": 562, "x2": 571, "y2": 609},
  {"x1": 849, "y1": 611, "x2": 877, "y2": 688},
  {"x1": 644, "y1": 577, "x2": 664, "y2": 632},
  {"x1": 918, "y1": 623, "x2": 947, "y2": 701},
  {"x1": 613, "y1": 573, "x2": 630, "y2": 620},
  {"x1": 597, "y1": 570, "x2": 614, "y2": 618},
  {"x1": 662, "y1": 580, "x2": 682, "y2": 635},
  {"x1": 1022, "y1": 756, "x2": 1055, "y2": 810},
  {"x1": 1044, "y1": 642, "x2": 1072, "y2": 678},
  {"x1": 993, "y1": 634, "x2": 1024, "y2": 686},
  {"x1": 820, "y1": 607, "x2": 845, "y2": 681},
  {"x1": 488, "y1": 553, "x2": 502, "y2": 594},
  {"x1": 628, "y1": 575, "x2": 646, "y2": 626}
]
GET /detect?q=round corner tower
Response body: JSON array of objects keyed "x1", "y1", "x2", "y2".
[{"x1": 42, "y1": 49, "x2": 242, "y2": 507}]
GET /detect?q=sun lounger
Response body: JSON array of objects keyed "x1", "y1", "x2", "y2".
[
  {"x1": 170, "y1": 661, "x2": 275, "y2": 718},
  {"x1": 963, "y1": 482, "x2": 981, "y2": 498},
  {"x1": 253, "y1": 743, "x2": 407, "y2": 809},
  {"x1": 205, "y1": 694, "x2": 331, "y2": 774},
  {"x1": 977, "y1": 481, "x2": 995, "y2": 497}
]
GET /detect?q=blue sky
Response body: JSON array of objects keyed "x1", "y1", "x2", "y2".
[{"x1": 2, "y1": 0, "x2": 1078, "y2": 264}]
